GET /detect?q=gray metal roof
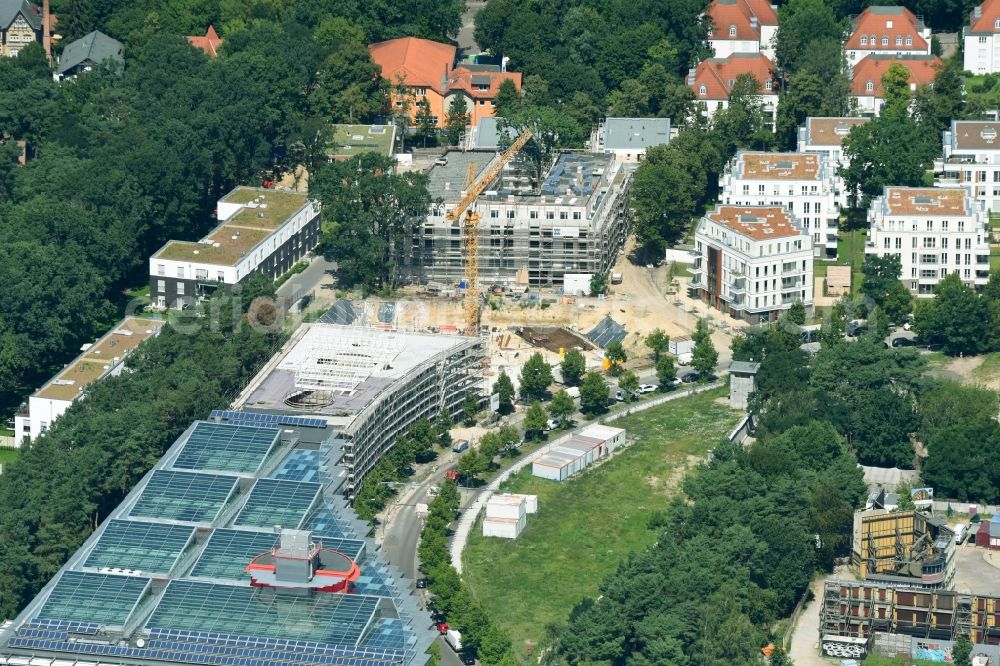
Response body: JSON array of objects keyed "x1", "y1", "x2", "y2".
[
  {"x1": 469, "y1": 117, "x2": 500, "y2": 149},
  {"x1": 586, "y1": 316, "x2": 627, "y2": 348},
  {"x1": 57, "y1": 30, "x2": 123, "y2": 75},
  {"x1": 729, "y1": 361, "x2": 761, "y2": 374},
  {"x1": 0, "y1": 0, "x2": 40, "y2": 31},
  {"x1": 602, "y1": 117, "x2": 670, "y2": 151}
]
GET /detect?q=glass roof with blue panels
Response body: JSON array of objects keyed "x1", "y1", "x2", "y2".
[
  {"x1": 171, "y1": 422, "x2": 280, "y2": 475},
  {"x1": 146, "y1": 581, "x2": 380, "y2": 646},
  {"x1": 234, "y1": 478, "x2": 321, "y2": 529},
  {"x1": 188, "y1": 529, "x2": 278, "y2": 581},
  {"x1": 129, "y1": 470, "x2": 238, "y2": 524},
  {"x1": 1, "y1": 419, "x2": 436, "y2": 666},
  {"x1": 270, "y1": 448, "x2": 321, "y2": 483},
  {"x1": 36, "y1": 572, "x2": 150, "y2": 627},
  {"x1": 84, "y1": 520, "x2": 196, "y2": 576}
]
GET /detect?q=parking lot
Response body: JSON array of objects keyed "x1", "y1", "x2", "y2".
[{"x1": 953, "y1": 545, "x2": 1000, "y2": 596}]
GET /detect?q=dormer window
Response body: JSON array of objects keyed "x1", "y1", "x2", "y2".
[
  {"x1": 861, "y1": 36, "x2": 868, "y2": 46},
  {"x1": 764, "y1": 80, "x2": 772, "y2": 91},
  {"x1": 906, "y1": 35, "x2": 912, "y2": 45},
  {"x1": 728, "y1": 79, "x2": 734, "y2": 87},
  {"x1": 996, "y1": 18, "x2": 1000, "y2": 29},
  {"x1": 881, "y1": 36, "x2": 889, "y2": 46},
  {"x1": 699, "y1": 84, "x2": 707, "y2": 95},
  {"x1": 871, "y1": 34, "x2": 877, "y2": 44},
  {"x1": 729, "y1": 24, "x2": 737, "y2": 36},
  {"x1": 866, "y1": 80, "x2": 874, "y2": 92},
  {"x1": 895, "y1": 35, "x2": 902, "y2": 46}
]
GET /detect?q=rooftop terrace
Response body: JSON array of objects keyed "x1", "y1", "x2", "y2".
[
  {"x1": 35, "y1": 317, "x2": 165, "y2": 402},
  {"x1": 805, "y1": 117, "x2": 868, "y2": 146},
  {"x1": 736, "y1": 151, "x2": 823, "y2": 181},
  {"x1": 707, "y1": 206, "x2": 804, "y2": 240},
  {"x1": 882, "y1": 187, "x2": 971, "y2": 216},
  {"x1": 327, "y1": 124, "x2": 396, "y2": 159},
  {"x1": 153, "y1": 187, "x2": 311, "y2": 267}
]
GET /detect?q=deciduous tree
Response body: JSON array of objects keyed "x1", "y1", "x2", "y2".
[
  {"x1": 560, "y1": 348, "x2": 586, "y2": 386},
  {"x1": 520, "y1": 352, "x2": 553, "y2": 401},
  {"x1": 579, "y1": 372, "x2": 609, "y2": 414}
]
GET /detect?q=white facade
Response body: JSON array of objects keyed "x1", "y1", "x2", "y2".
[
  {"x1": 589, "y1": 117, "x2": 670, "y2": 163},
  {"x1": 865, "y1": 186, "x2": 993, "y2": 297},
  {"x1": 935, "y1": 120, "x2": 1000, "y2": 212},
  {"x1": 692, "y1": 206, "x2": 814, "y2": 323},
  {"x1": 482, "y1": 515, "x2": 526, "y2": 539},
  {"x1": 12, "y1": 317, "x2": 164, "y2": 445},
  {"x1": 965, "y1": 31, "x2": 1000, "y2": 74},
  {"x1": 719, "y1": 151, "x2": 842, "y2": 258},
  {"x1": 797, "y1": 117, "x2": 868, "y2": 172},
  {"x1": 485, "y1": 494, "x2": 526, "y2": 521},
  {"x1": 710, "y1": 38, "x2": 761, "y2": 59},
  {"x1": 531, "y1": 426, "x2": 625, "y2": 481},
  {"x1": 697, "y1": 93, "x2": 779, "y2": 130}
]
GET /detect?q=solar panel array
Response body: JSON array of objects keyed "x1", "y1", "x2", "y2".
[
  {"x1": 147, "y1": 581, "x2": 380, "y2": 646},
  {"x1": 84, "y1": 519, "x2": 196, "y2": 575},
  {"x1": 129, "y1": 470, "x2": 238, "y2": 524},
  {"x1": 36, "y1": 572, "x2": 150, "y2": 627},
  {"x1": 209, "y1": 410, "x2": 328, "y2": 430},
  {"x1": 172, "y1": 422, "x2": 280, "y2": 474},
  {"x1": 586, "y1": 315, "x2": 627, "y2": 347},
  {"x1": 189, "y1": 529, "x2": 278, "y2": 581},
  {"x1": 9, "y1": 621, "x2": 406, "y2": 666},
  {"x1": 234, "y1": 479, "x2": 321, "y2": 529}
]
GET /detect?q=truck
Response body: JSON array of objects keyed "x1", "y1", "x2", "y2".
[
  {"x1": 610, "y1": 272, "x2": 623, "y2": 285},
  {"x1": 445, "y1": 629, "x2": 463, "y2": 652},
  {"x1": 669, "y1": 336, "x2": 694, "y2": 358}
]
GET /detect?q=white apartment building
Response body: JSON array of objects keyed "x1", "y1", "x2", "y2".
[
  {"x1": 865, "y1": 186, "x2": 992, "y2": 297},
  {"x1": 797, "y1": 117, "x2": 869, "y2": 171},
  {"x1": 843, "y1": 6, "x2": 932, "y2": 69},
  {"x1": 149, "y1": 187, "x2": 321, "y2": 309},
  {"x1": 935, "y1": 120, "x2": 1000, "y2": 212},
  {"x1": 963, "y1": 0, "x2": 1000, "y2": 74},
  {"x1": 691, "y1": 206, "x2": 814, "y2": 323},
  {"x1": 589, "y1": 117, "x2": 671, "y2": 163},
  {"x1": 12, "y1": 317, "x2": 165, "y2": 444},
  {"x1": 719, "y1": 151, "x2": 841, "y2": 259}
]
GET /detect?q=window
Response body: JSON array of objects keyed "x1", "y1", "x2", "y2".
[
  {"x1": 861, "y1": 36, "x2": 868, "y2": 46},
  {"x1": 942, "y1": 220, "x2": 948, "y2": 231},
  {"x1": 177, "y1": 282, "x2": 185, "y2": 296},
  {"x1": 996, "y1": 18, "x2": 1000, "y2": 29},
  {"x1": 217, "y1": 271, "x2": 224, "y2": 281},
  {"x1": 881, "y1": 36, "x2": 888, "y2": 46},
  {"x1": 905, "y1": 35, "x2": 912, "y2": 46},
  {"x1": 157, "y1": 280, "x2": 165, "y2": 293},
  {"x1": 699, "y1": 84, "x2": 707, "y2": 96},
  {"x1": 196, "y1": 269, "x2": 208, "y2": 280},
  {"x1": 764, "y1": 80, "x2": 772, "y2": 91},
  {"x1": 157, "y1": 264, "x2": 165, "y2": 276},
  {"x1": 507, "y1": 210, "x2": 515, "y2": 219},
  {"x1": 529, "y1": 210, "x2": 538, "y2": 219},
  {"x1": 895, "y1": 36, "x2": 902, "y2": 46},
  {"x1": 728, "y1": 79, "x2": 734, "y2": 88},
  {"x1": 559, "y1": 211, "x2": 568, "y2": 220},
  {"x1": 866, "y1": 80, "x2": 874, "y2": 92},
  {"x1": 729, "y1": 24, "x2": 736, "y2": 36},
  {"x1": 546, "y1": 211, "x2": 554, "y2": 219},
  {"x1": 177, "y1": 267, "x2": 185, "y2": 278},
  {"x1": 980, "y1": 35, "x2": 988, "y2": 44},
  {"x1": 573, "y1": 212, "x2": 581, "y2": 220}
]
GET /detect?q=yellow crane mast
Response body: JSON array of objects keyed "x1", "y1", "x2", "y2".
[{"x1": 446, "y1": 130, "x2": 533, "y2": 332}]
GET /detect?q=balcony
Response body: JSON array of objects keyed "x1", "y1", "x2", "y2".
[{"x1": 731, "y1": 279, "x2": 746, "y2": 294}]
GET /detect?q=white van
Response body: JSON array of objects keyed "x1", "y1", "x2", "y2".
[{"x1": 954, "y1": 524, "x2": 967, "y2": 544}]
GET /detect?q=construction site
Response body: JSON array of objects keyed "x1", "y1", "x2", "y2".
[
  {"x1": 408, "y1": 137, "x2": 634, "y2": 291},
  {"x1": 852, "y1": 509, "x2": 956, "y2": 589}
]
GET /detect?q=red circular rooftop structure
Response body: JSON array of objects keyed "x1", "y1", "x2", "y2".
[{"x1": 245, "y1": 529, "x2": 360, "y2": 593}]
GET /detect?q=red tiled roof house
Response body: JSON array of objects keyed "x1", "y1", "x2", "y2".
[
  {"x1": 369, "y1": 37, "x2": 521, "y2": 130},
  {"x1": 964, "y1": 0, "x2": 1000, "y2": 74},
  {"x1": 844, "y1": 6, "x2": 931, "y2": 68},
  {"x1": 705, "y1": 0, "x2": 779, "y2": 59},
  {"x1": 849, "y1": 54, "x2": 940, "y2": 116},
  {"x1": 688, "y1": 53, "x2": 779, "y2": 129}
]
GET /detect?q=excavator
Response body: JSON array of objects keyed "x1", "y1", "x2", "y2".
[{"x1": 445, "y1": 129, "x2": 533, "y2": 333}]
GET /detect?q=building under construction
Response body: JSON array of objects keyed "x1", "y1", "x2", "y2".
[
  {"x1": 409, "y1": 149, "x2": 634, "y2": 288},
  {"x1": 231, "y1": 323, "x2": 487, "y2": 497},
  {"x1": 852, "y1": 509, "x2": 956, "y2": 589},
  {"x1": 819, "y1": 579, "x2": 1000, "y2": 661}
]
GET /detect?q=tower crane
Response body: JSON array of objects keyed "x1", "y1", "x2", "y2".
[{"x1": 446, "y1": 129, "x2": 533, "y2": 332}]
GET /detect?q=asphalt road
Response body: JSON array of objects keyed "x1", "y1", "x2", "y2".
[{"x1": 275, "y1": 254, "x2": 336, "y2": 309}]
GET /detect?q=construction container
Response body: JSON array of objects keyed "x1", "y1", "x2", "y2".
[
  {"x1": 486, "y1": 494, "x2": 526, "y2": 521},
  {"x1": 532, "y1": 450, "x2": 578, "y2": 481},
  {"x1": 482, "y1": 515, "x2": 526, "y2": 539},
  {"x1": 578, "y1": 424, "x2": 626, "y2": 454},
  {"x1": 504, "y1": 493, "x2": 538, "y2": 513},
  {"x1": 669, "y1": 336, "x2": 694, "y2": 357}
]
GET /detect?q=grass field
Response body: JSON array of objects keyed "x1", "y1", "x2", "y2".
[
  {"x1": 836, "y1": 228, "x2": 867, "y2": 295},
  {"x1": 972, "y1": 352, "x2": 1000, "y2": 382},
  {"x1": 462, "y1": 387, "x2": 740, "y2": 655},
  {"x1": 0, "y1": 448, "x2": 18, "y2": 467}
]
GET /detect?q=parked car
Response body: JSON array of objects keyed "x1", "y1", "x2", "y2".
[
  {"x1": 681, "y1": 371, "x2": 700, "y2": 384},
  {"x1": 545, "y1": 418, "x2": 560, "y2": 431},
  {"x1": 452, "y1": 440, "x2": 469, "y2": 453},
  {"x1": 891, "y1": 337, "x2": 916, "y2": 348},
  {"x1": 434, "y1": 156, "x2": 448, "y2": 166},
  {"x1": 638, "y1": 384, "x2": 657, "y2": 394},
  {"x1": 462, "y1": 655, "x2": 476, "y2": 665},
  {"x1": 614, "y1": 388, "x2": 626, "y2": 401},
  {"x1": 416, "y1": 578, "x2": 427, "y2": 589}
]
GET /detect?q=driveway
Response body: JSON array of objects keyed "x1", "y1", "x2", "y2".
[
  {"x1": 276, "y1": 254, "x2": 336, "y2": 310},
  {"x1": 788, "y1": 568, "x2": 851, "y2": 666}
]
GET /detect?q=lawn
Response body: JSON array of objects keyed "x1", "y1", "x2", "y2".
[
  {"x1": 0, "y1": 448, "x2": 18, "y2": 468},
  {"x1": 835, "y1": 228, "x2": 867, "y2": 295},
  {"x1": 991, "y1": 245, "x2": 1000, "y2": 273},
  {"x1": 462, "y1": 387, "x2": 741, "y2": 655},
  {"x1": 972, "y1": 352, "x2": 1000, "y2": 383}
]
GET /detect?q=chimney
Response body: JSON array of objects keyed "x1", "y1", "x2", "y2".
[
  {"x1": 975, "y1": 6, "x2": 982, "y2": 18},
  {"x1": 686, "y1": 67, "x2": 697, "y2": 86},
  {"x1": 42, "y1": 0, "x2": 51, "y2": 64},
  {"x1": 750, "y1": 15, "x2": 758, "y2": 30}
]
